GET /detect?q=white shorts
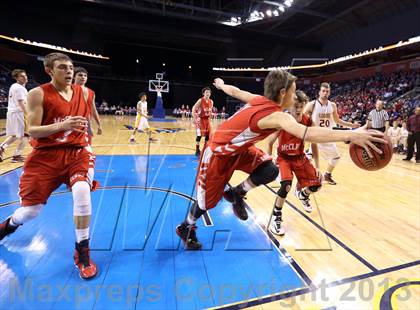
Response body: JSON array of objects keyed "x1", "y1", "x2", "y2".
[
  {"x1": 6, "y1": 111, "x2": 26, "y2": 138},
  {"x1": 137, "y1": 116, "x2": 150, "y2": 131},
  {"x1": 318, "y1": 143, "x2": 340, "y2": 163}
]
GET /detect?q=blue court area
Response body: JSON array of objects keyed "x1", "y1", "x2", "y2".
[{"x1": 0, "y1": 155, "x2": 305, "y2": 309}]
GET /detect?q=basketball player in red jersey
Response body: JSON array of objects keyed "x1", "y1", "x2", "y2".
[
  {"x1": 192, "y1": 87, "x2": 213, "y2": 156},
  {"x1": 176, "y1": 70, "x2": 386, "y2": 250},
  {"x1": 74, "y1": 67, "x2": 102, "y2": 145},
  {"x1": 0, "y1": 53, "x2": 98, "y2": 279},
  {"x1": 266, "y1": 91, "x2": 321, "y2": 235}
]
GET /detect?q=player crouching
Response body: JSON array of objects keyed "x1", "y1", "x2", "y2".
[{"x1": 267, "y1": 91, "x2": 322, "y2": 235}]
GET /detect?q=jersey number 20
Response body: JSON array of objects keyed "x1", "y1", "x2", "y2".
[{"x1": 320, "y1": 119, "x2": 330, "y2": 127}]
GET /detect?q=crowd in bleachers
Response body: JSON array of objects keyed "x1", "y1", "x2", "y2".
[{"x1": 301, "y1": 70, "x2": 419, "y2": 125}]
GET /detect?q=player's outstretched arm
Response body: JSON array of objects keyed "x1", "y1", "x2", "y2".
[
  {"x1": 213, "y1": 78, "x2": 257, "y2": 103},
  {"x1": 91, "y1": 94, "x2": 102, "y2": 135},
  {"x1": 258, "y1": 111, "x2": 387, "y2": 158},
  {"x1": 192, "y1": 99, "x2": 201, "y2": 123},
  {"x1": 27, "y1": 87, "x2": 87, "y2": 138},
  {"x1": 332, "y1": 102, "x2": 360, "y2": 128},
  {"x1": 265, "y1": 131, "x2": 279, "y2": 156},
  {"x1": 303, "y1": 101, "x2": 315, "y2": 117}
]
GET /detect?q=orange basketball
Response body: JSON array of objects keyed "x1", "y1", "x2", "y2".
[{"x1": 349, "y1": 132, "x2": 393, "y2": 171}]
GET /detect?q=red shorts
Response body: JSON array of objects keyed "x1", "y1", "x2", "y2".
[
  {"x1": 276, "y1": 154, "x2": 321, "y2": 188},
  {"x1": 197, "y1": 145, "x2": 272, "y2": 210},
  {"x1": 196, "y1": 118, "x2": 210, "y2": 137},
  {"x1": 19, "y1": 146, "x2": 96, "y2": 206}
]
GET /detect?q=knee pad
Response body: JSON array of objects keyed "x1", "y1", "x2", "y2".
[
  {"x1": 249, "y1": 161, "x2": 279, "y2": 186},
  {"x1": 196, "y1": 136, "x2": 202, "y2": 142},
  {"x1": 308, "y1": 185, "x2": 322, "y2": 193},
  {"x1": 328, "y1": 157, "x2": 340, "y2": 167},
  {"x1": 277, "y1": 180, "x2": 292, "y2": 198},
  {"x1": 72, "y1": 181, "x2": 92, "y2": 217},
  {"x1": 12, "y1": 204, "x2": 44, "y2": 225}
]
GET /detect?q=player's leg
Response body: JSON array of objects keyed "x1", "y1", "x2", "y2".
[
  {"x1": 294, "y1": 158, "x2": 322, "y2": 212},
  {"x1": 0, "y1": 136, "x2": 18, "y2": 162},
  {"x1": 10, "y1": 112, "x2": 28, "y2": 162},
  {"x1": 270, "y1": 159, "x2": 293, "y2": 235},
  {"x1": 0, "y1": 149, "x2": 59, "y2": 240},
  {"x1": 0, "y1": 204, "x2": 44, "y2": 240},
  {"x1": 11, "y1": 137, "x2": 28, "y2": 163},
  {"x1": 130, "y1": 114, "x2": 141, "y2": 142},
  {"x1": 71, "y1": 181, "x2": 97, "y2": 279},
  {"x1": 0, "y1": 112, "x2": 23, "y2": 161},
  {"x1": 176, "y1": 146, "x2": 230, "y2": 249},
  {"x1": 320, "y1": 143, "x2": 340, "y2": 185},
  {"x1": 69, "y1": 148, "x2": 98, "y2": 279},
  {"x1": 225, "y1": 147, "x2": 278, "y2": 220},
  {"x1": 204, "y1": 120, "x2": 210, "y2": 147},
  {"x1": 143, "y1": 118, "x2": 158, "y2": 142},
  {"x1": 195, "y1": 126, "x2": 202, "y2": 156}
]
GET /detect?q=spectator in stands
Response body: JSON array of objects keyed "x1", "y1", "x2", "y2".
[{"x1": 403, "y1": 105, "x2": 420, "y2": 163}]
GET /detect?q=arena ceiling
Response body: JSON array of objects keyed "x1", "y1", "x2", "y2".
[{"x1": 2, "y1": 0, "x2": 420, "y2": 66}]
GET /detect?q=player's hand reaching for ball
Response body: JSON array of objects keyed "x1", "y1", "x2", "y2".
[
  {"x1": 62, "y1": 116, "x2": 88, "y2": 133},
  {"x1": 349, "y1": 129, "x2": 387, "y2": 158},
  {"x1": 213, "y1": 78, "x2": 225, "y2": 89}
]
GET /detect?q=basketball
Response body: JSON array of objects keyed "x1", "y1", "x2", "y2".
[{"x1": 349, "y1": 132, "x2": 393, "y2": 171}]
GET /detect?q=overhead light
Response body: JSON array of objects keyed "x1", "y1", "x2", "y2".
[
  {"x1": 273, "y1": 10, "x2": 279, "y2": 16},
  {"x1": 162, "y1": 63, "x2": 166, "y2": 66},
  {"x1": 188, "y1": 65, "x2": 192, "y2": 69},
  {"x1": 136, "y1": 59, "x2": 139, "y2": 63},
  {"x1": 266, "y1": 10, "x2": 272, "y2": 17},
  {"x1": 284, "y1": 0, "x2": 292, "y2": 7},
  {"x1": 279, "y1": 5, "x2": 285, "y2": 12}
]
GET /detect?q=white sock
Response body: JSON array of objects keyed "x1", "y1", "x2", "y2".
[
  {"x1": 240, "y1": 179, "x2": 254, "y2": 192},
  {"x1": 75, "y1": 228, "x2": 89, "y2": 243},
  {"x1": 186, "y1": 213, "x2": 196, "y2": 225},
  {"x1": 1, "y1": 142, "x2": 8, "y2": 149}
]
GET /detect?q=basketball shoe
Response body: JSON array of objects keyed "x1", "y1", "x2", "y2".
[
  {"x1": 323, "y1": 172, "x2": 337, "y2": 185},
  {"x1": 295, "y1": 189, "x2": 312, "y2": 213},
  {"x1": 223, "y1": 187, "x2": 248, "y2": 220},
  {"x1": 11, "y1": 155, "x2": 25, "y2": 163},
  {"x1": 0, "y1": 218, "x2": 19, "y2": 240},
  {"x1": 74, "y1": 239, "x2": 98, "y2": 280},
  {"x1": 176, "y1": 222, "x2": 202, "y2": 250},
  {"x1": 270, "y1": 210, "x2": 285, "y2": 236}
]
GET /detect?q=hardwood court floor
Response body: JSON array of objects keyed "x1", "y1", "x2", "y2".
[{"x1": 1, "y1": 115, "x2": 419, "y2": 309}]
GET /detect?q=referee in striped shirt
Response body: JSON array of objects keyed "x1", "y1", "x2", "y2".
[{"x1": 367, "y1": 100, "x2": 389, "y2": 132}]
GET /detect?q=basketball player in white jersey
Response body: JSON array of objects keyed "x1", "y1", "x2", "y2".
[
  {"x1": 304, "y1": 82, "x2": 359, "y2": 185},
  {"x1": 387, "y1": 121, "x2": 401, "y2": 152},
  {"x1": 0, "y1": 69, "x2": 29, "y2": 163},
  {"x1": 130, "y1": 92, "x2": 157, "y2": 142}
]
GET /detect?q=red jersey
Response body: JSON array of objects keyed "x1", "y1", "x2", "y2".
[
  {"x1": 277, "y1": 114, "x2": 312, "y2": 156},
  {"x1": 196, "y1": 98, "x2": 213, "y2": 119},
  {"x1": 31, "y1": 83, "x2": 90, "y2": 149},
  {"x1": 210, "y1": 96, "x2": 281, "y2": 155}
]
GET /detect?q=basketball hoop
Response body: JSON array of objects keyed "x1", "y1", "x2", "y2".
[{"x1": 149, "y1": 73, "x2": 169, "y2": 96}]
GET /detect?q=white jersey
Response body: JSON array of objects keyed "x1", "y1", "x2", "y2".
[
  {"x1": 400, "y1": 128, "x2": 408, "y2": 138},
  {"x1": 8, "y1": 83, "x2": 28, "y2": 113},
  {"x1": 387, "y1": 127, "x2": 401, "y2": 138},
  {"x1": 311, "y1": 99, "x2": 335, "y2": 129},
  {"x1": 137, "y1": 100, "x2": 148, "y2": 116}
]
